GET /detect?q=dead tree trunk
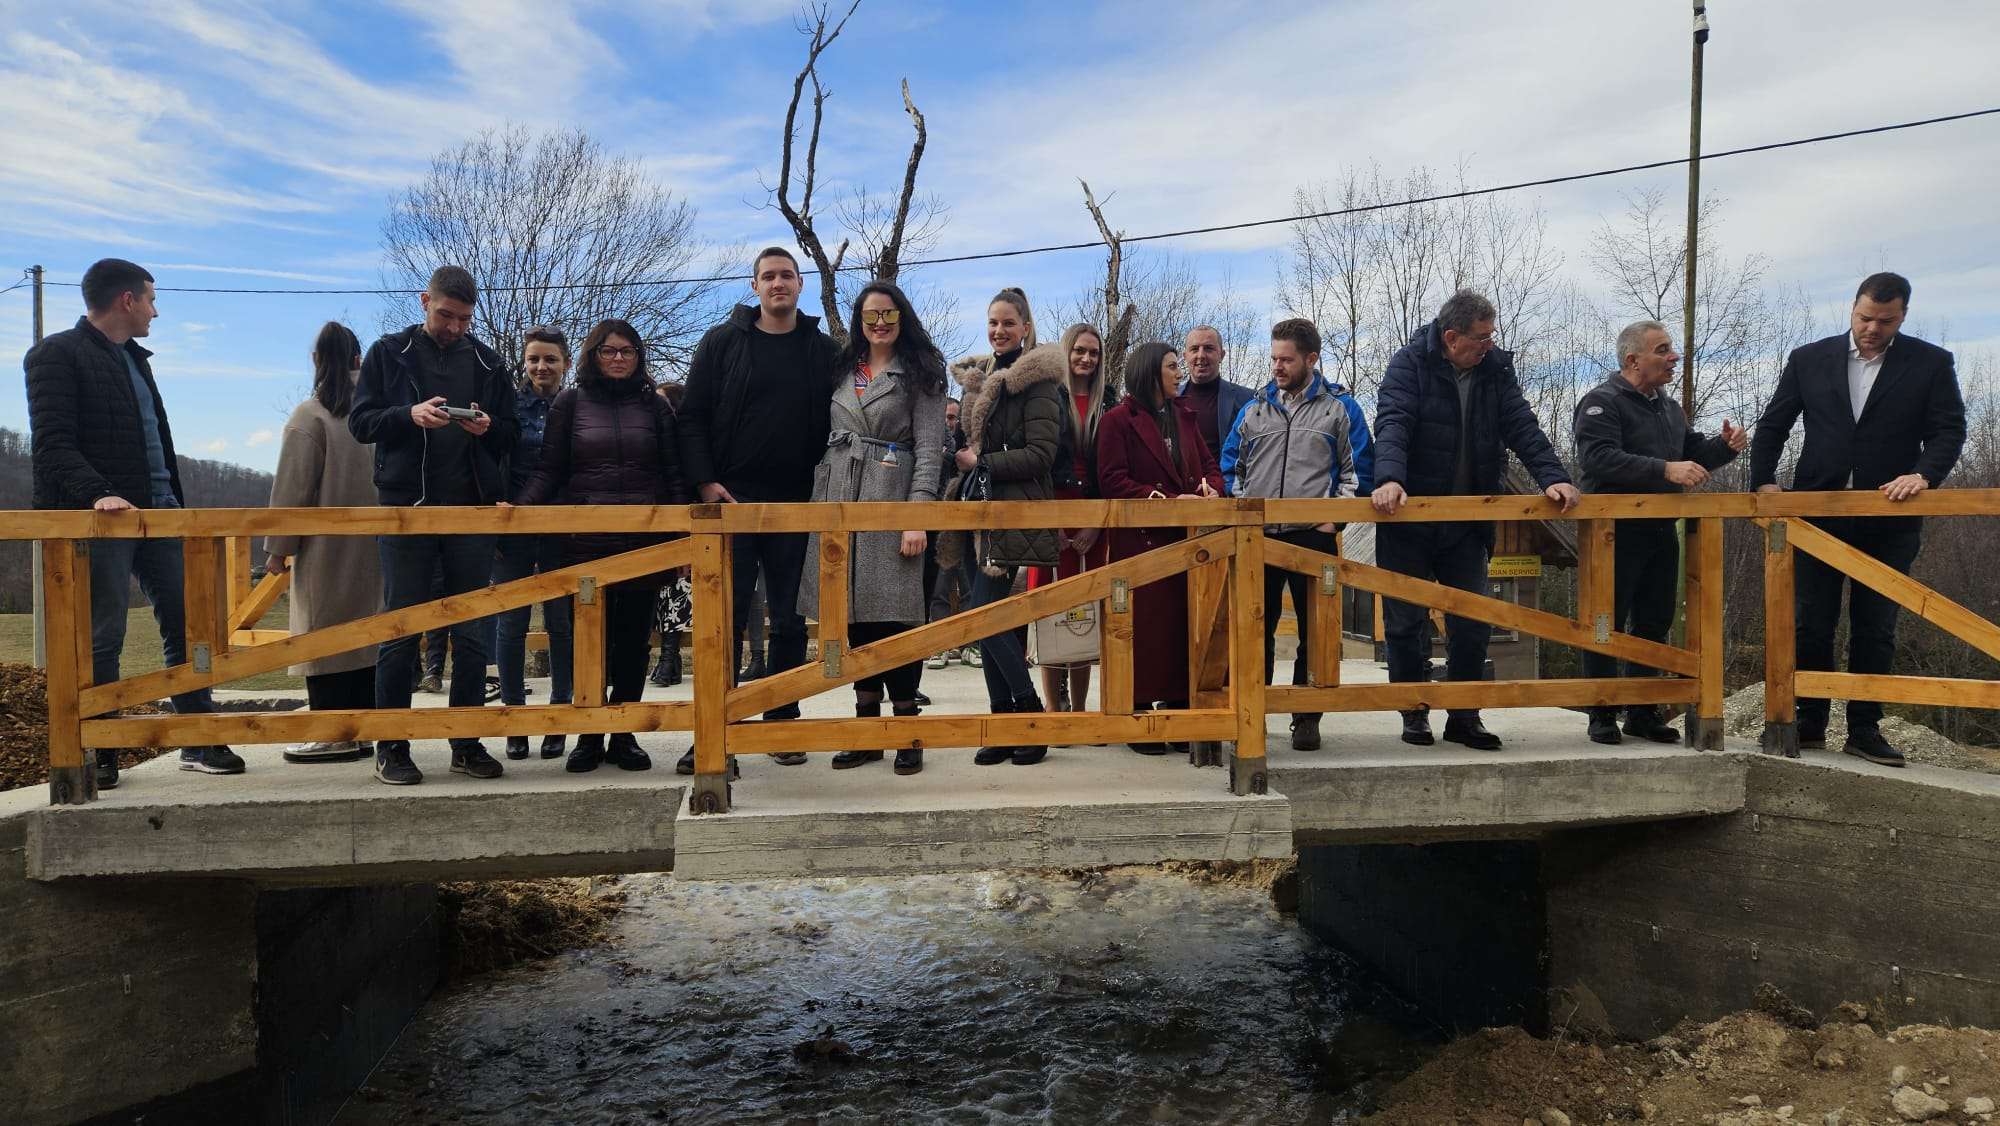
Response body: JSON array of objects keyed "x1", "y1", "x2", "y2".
[
  {"x1": 1081, "y1": 179, "x2": 1139, "y2": 387},
  {"x1": 774, "y1": 2, "x2": 933, "y2": 347}
]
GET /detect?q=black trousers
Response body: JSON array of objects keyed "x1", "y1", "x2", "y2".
[
  {"x1": 1794, "y1": 516, "x2": 1923, "y2": 734},
  {"x1": 306, "y1": 666, "x2": 376, "y2": 712},
  {"x1": 597, "y1": 582, "x2": 659, "y2": 707},
  {"x1": 1264, "y1": 527, "x2": 1339, "y2": 721},
  {"x1": 1377, "y1": 521, "x2": 1491, "y2": 718},
  {"x1": 1579, "y1": 519, "x2": 1680, "y2": 718},
  {"x1": 730, "y1": 531, "x2": 809, "y2": 719},
  {"x1": 849, "y1": 620, "x2": 923, "y2": 701}
]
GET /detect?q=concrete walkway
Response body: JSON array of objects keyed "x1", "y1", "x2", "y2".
[{"x1": 20, "y1": 659, "x2": 1981, "y2": 883}]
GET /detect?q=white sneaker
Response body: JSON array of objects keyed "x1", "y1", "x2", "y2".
[
  {"x1": 926, "y1": 651, "x2": 951, "y2": 670},
  {"x1": 284, "y1": 740, "x2": 368, "y2": 764}
]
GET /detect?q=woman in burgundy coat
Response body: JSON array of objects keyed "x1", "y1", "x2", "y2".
[{"x1": 1093, "y1": 341, "x2": 1224, "y2": 753}]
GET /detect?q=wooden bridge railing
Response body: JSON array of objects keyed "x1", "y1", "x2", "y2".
[{"x1": 7, "y1": 490, "x2": 1997, "y2": 811}]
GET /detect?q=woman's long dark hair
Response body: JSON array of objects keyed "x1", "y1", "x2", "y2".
[
  {"x1": 1123, "y1": 342, "x2": 1176, "y2": 415},
  {"x1": 312, "y1": 321, "x2": 361, "y2": 418},
  {"x1": 841, "y1": 281, "x2": 947, "y2": 395},
  {"x1": 574, "y1": 318, "x2": 649, "y2": 388}
]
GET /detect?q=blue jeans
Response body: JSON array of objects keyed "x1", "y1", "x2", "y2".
[
  {"x1": 962, "y1": 560, "x2": 1036, "y2": 709},
  {"x1": 1377, "y1": 521, "x2": 1491, "y2": 719},
  {"x1": 87, "y1": 495, "x2": 215, "y2": 716},
  {"x1": 376, "y1": 533, "x2": 497, "y2": 749},
  {"x1": 490, "y1": 535, "x2": 572, "y2": 707}
]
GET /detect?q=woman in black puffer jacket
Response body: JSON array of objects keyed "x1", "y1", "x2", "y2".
[{"x1": 514, "y1": 318, "x2": 684, "y2": 773}]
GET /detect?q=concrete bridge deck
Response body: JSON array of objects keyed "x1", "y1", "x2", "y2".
[{"x1": 7, "y1": 661, "x2": 1769, "y2": 884}]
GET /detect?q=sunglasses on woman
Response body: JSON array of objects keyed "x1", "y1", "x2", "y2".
[{"x1": 860, "y1": 309, "x2": 901, "y2": 327}]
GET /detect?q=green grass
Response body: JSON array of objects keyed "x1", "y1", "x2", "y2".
[{"x1": 0, "y1": 596, "x2": 303, "y2": 693}]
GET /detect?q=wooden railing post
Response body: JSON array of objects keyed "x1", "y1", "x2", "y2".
[
  {"x1": 182, "y1": 537, "x2": 230, "y2": 671},
  {"x1": 1760, "y1": 519, "x2": 1798, "y2": 756},
  {"x1": 225, "y1": 535, "x2": 254, "y2": 621},
  {"x1": 571, "y1": 576, "x2": 605, "y2": 707},
  {"x1": 1308, "y1": 555, "x2": 1341, "y2": 689},
  {"x1": 689, "y1": 508, "x2": 732, "y2": 814},
  {"x1": 1576, "y1": 519, "x2": 1615, "y2": 639},
  {"x1": 817, "y1": 531, "x2": 849, "y2": 677},
  {"x1": 1684, "y1": 516, "x2": 1726, "y2": 749},
  {"x1": 1101, "y1": 578, "x2": 1134, "y2": 715},
  {"x1": 43, "y1": 539, "x2": 94, "y2": 805},
  {"x1": 1227, "y1": 519, "x2": 1267, "y2": 795}
]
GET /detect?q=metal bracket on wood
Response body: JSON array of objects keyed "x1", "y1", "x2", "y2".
[
  {"x1": 1110, "y1": 579, "x2": 1130, "y2": 615},
  {"x1": 578, "y1": 576, "x2": 598, "y2": 605},
  {"x1": 1319, "y1": 563, "x2": 1338, "y2": 595},
  {"x1": 1592, "y1": 613, "x2": 1611, "y2": 644},
  {"x1": 822, "y1": 640, "x2": 842, "y2": 677},
  {"x1": 1765, "y1": 520, "x2": 1786, "y2": 554},
  {"x1": 192, "y1": 643, "x2": 212, "y2": 674}
]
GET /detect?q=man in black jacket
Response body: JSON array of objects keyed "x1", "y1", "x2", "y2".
[
  {"x1": 24, "y1": 258, "x2": 244, "y2": 787},
  {"x1": 1574, "y1": 320, "x2": 1746, "y2": 745},
  {"x1": 348, "y1": 265, "x2": 518, "y2": 786},
  {"x1": 1370, "y1": 290, "x2": 1578, "y2": 750},
  {"x1": 675, "y1": 247, "x2": 836, "y2": 771},
  {"x1": 1750, "y1": 272, "x2": 1965, "y2": 766}
]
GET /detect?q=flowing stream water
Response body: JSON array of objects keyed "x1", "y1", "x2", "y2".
[{"x1": 340, "y1": 867, "x2": 1432, "y2": 1124}]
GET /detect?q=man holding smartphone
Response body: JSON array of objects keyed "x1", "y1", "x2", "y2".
[{"x1": 349, "y1": 265, "x2": 518, "y2": 785}]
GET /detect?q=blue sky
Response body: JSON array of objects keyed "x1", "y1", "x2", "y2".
[{"x1": 4, "y1": 0, "x2": 1999, "y2": 472}]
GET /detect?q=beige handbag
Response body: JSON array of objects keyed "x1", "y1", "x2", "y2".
[{"x1": 1032, "y1": 601, "x2": 1101, "y2": 668}]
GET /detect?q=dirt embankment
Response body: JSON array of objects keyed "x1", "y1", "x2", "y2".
[
  {"x1": 438, "y1": 878, "x2": 628, "y2": 979},
  {"x1": 1366, "y1": 997, "x2": 1999, "y2": 1126},
  {"x1": 0, "y1": 661, "x2": 166, "y2": 791}
]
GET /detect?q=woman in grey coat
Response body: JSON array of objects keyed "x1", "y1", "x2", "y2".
[
  {"x1": 265, "y1": 322, "x2": 384, "y2": 764},
  {"x1": 801, "y1": 281, "x2": 948, "y2": 775}
]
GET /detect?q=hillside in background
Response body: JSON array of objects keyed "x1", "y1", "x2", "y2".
[{"x1": 0, "y1": 427, "x2": 272, "y2": 612}]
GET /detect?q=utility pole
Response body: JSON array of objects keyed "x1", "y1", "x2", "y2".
[
  {"x1": 30, "y1": 265, "x2": 47, "y2": 669},
  {"x1": 1682, "y1": 2, "x2": 1709, "y2": 412}
]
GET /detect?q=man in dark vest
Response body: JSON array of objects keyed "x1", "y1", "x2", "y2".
[
  {"x1": 1750, "y1": 272, "x2": 1965, "y2": 766},
  {"x1": 24, "y1": 258, "x2": 244, "y2": 788}
]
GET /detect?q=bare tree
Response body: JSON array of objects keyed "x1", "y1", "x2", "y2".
[
  {"x1": 1587, "y1": 188, "x2": 1776, "y2": 422},
  {"x1": 770, "y1": 1, "x2": 936, "y2": 348},
  {"x1": 1078, "y1": 179, "x2": 1139, "y2": 383},
  {"x1": 379, "y1": 125, "x2": 729, "y2": 375}
]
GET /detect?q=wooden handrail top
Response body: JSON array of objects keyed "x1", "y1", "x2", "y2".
[{"x1": 0, "y1": 489, "x2": 1995, "y2": 540}]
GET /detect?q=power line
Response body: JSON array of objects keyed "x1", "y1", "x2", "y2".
[{"x1": 35, "y1": 104, "x2": 2000, "y2": 297}]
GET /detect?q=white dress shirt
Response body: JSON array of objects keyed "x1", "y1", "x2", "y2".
[{"x1": 1847, "y1": 332, "x2": 1888, "y2": 422}]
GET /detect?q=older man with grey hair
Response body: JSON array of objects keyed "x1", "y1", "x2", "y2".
[
  {"x1": 1369, "y1": 289, "x2": 1577, "y2": 750},
  {"x1": 1572, "y1": 320, "x2": 1746, "y2": 745}
]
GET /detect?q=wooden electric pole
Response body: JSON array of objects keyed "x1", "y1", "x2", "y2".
[
  {"x1": 31, "y1": 265, "x2": 48, "y2": 668},
  {"x1": 1682, "y1": 3, "x2": 1708, "y2": 412}
]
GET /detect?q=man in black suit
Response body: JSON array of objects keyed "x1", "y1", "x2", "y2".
[{"x1": 1750, "y1": 272, "x2": 1965, "y2": 767}]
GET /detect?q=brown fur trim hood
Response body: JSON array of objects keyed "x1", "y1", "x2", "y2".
[{"x1": 957, "y1": 344, "x2": 1068, "y2": 455}]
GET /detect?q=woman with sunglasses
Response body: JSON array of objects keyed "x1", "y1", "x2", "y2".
[
  {"x1": 492, "y1": 325, "x2": 575, "y2": 761},
  {"x1": 512, "y1": 319, "x2": 684, "y2": 772},
  {"x1": 801, "y1": 281, "x2": 949, "y2": 776}
]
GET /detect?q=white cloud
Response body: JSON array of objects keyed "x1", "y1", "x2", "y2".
[
  {"x1": 198, "y1": 437, "x2": 229, "y2": 453},
  {"x1": 154, "y1": 264, "x2": 358, "y2": 285},
  {"x1": 245, "y1": 429, "x2": 274, "y2": 448}
]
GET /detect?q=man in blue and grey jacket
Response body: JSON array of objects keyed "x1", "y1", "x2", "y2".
[{"x1": 1220, "y1": 318, "x2": 1357, "y2": 752}]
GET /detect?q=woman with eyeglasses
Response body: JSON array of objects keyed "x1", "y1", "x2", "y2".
[
  {"x1": 1094, "y1": 341, "x2": 1224, "y2": 755},
  {"x1": 512, "y1": 319, "x2": 684, "y2": 773},
  {"x1": 492, "y1": 325, "x2": 575, "y2": 761},
  {"x1": 266, "y1": 322, "x2": 383, "y2": 764},
  {"x1": 800, "y1": 282, "x2": 949, "y2": 776}
]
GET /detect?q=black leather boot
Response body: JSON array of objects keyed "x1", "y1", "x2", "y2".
[
  {"x1": 1010, "y1": 694, "x2": 1048, "y2": 765},
  {"x1": 892, "y1": 701, "x2": 923, "y2": 775},
  {"x1": 833, "y1": 696, "x2": 885, "y2": 769}
]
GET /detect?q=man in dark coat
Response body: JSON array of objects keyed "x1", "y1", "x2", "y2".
[
  {"x1": 1750, "y1": 272, "x2": 1965, "y2": 766},
  {"x1": 1574, "y1": 320, "x2": 1746, "y2": 746},
  {"x1": 1370, "y1": 290, "x2": 1578, "y2": 749},
  {"x1": 1176, "y1": 325, "x2": 1254, "y2": 461},
  {"x1": 675, "y1": 247, "x2": 837, "y2": 770},
  {"x1": 24, "y1": 258, "x2": 243, "y2": 788},
  {"x1": 349, "y1": 265, "x2": 518, "y2": 786}
]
